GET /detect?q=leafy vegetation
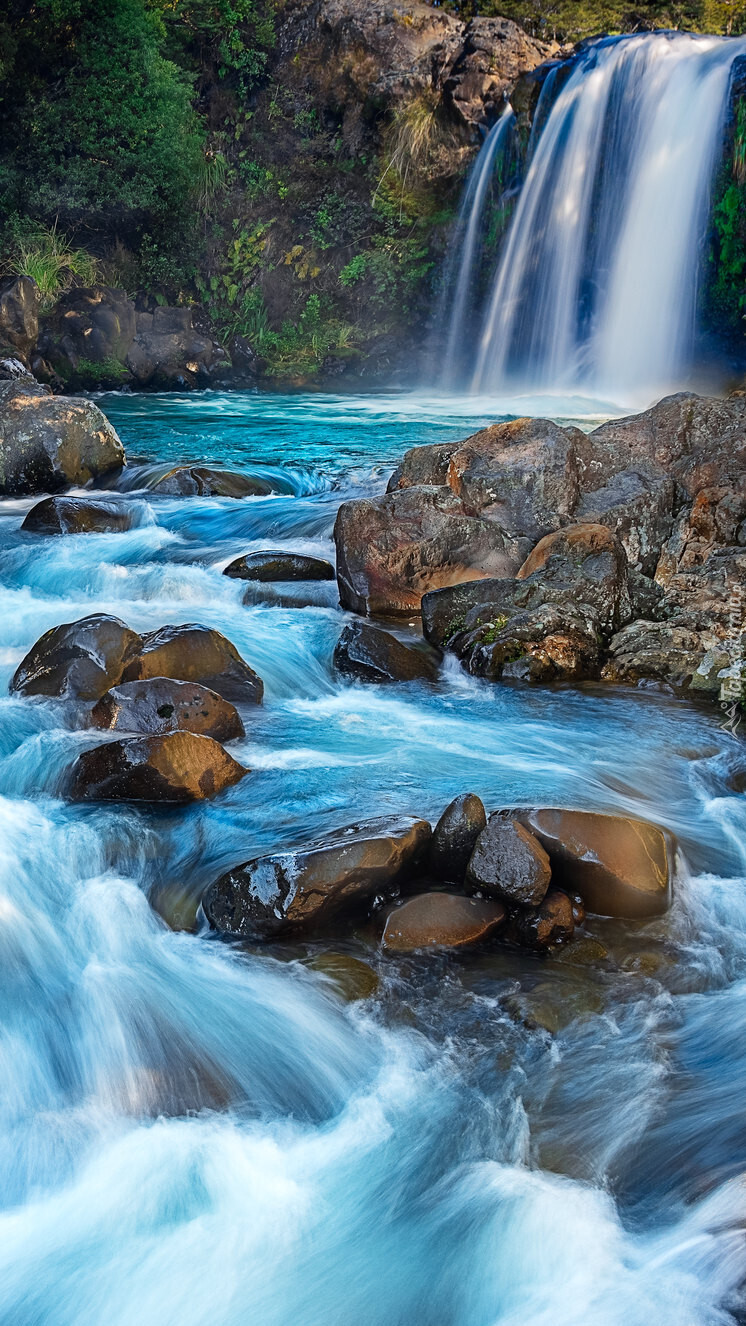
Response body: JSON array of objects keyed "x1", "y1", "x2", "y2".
[
  {"x1": 429, "y1": 1, "x2": 746, "y2": 40},
  {"x1": 1, "y1": 222, "x2": 99, "y2": 310}
]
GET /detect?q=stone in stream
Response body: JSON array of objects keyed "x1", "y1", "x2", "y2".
[
  {"x1": 122, "y1": 624, "x2": 264, "y2": 705},
  {"x1": 224, "y1": 551, "x2": 335, "y2": 582},
  {"x1": 513, "y1": 889, "x2": 575, "y2": 949},
  {"x1": 67, "y1": 731, "x2": 247, "y2": 803},
  {"x1": 90, "y1": 678, "x2": 245, "y2": 743},
  {"x1": 516, "y1": 808, "x2": 673, "y2": 918},
  {"x1": 0, "y1": 380, "x2": 125, "y2": 495},
  {"x1": 382, "y1": 892, "x2": 506, "y2": 952},
  {"x1": 429, "y1": 793, "x2": 487, "y2": 883},
  {"x1": 147, "y1": 466, "x2": 272, "y2": 498},
  {"x1": 333, "y1": 620, "x2": 438, "y2": 684},
  {"x1": 21, "y1": 495, "x2": 136, "y2": 536},
  {"x1": 10, "y1": 614, "x2": 142, "y2": 701},
  {"x1": 203, "y1": 816, "x2": 432, "y2": 939},
  {"x1": 466, "y1": 818, "x2": 551, "y2": 906}
]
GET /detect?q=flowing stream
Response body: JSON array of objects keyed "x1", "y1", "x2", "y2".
[{"x1": 1, "y1": 389, "x2": 746, "y2": 1325}]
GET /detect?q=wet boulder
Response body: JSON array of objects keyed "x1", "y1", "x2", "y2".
[
  {"x1": 517, "y1": 808, "x2": 673, "y2": 918},
  {"x1": 122, "y1": 624, "x2": 264, "y2": 705},
  {"x1": 0, "y1": 381, "x2": 125, "y2": 496},
  {"x1": 515, "y1": 523, "x2": 631, "y2": 634},
  {"x1": 514, "y1": 889, "x2": 575, "y2": 949},
  {"x1": 147, "y1": 466, "x2": 272, "y2": 499},
  {"x1": 203, "y1": 816, "x2": 432, "y2": 939},
  {"x1": 224, "y1": 551, "x2": 335, "y2": 581},
  {"x1": 382, "y1": 892, "x2": 506, "y2": 952},
  {"x1": 10, "y1": 614, "x2": 141, "y2": 701},
  {"x1": 21, "y1": 495, "x2": 136, "y2": 536},
  {"x1": 429, "y1": 793, "x2": 487, "y2": 882},
  {"x1": 67, "y1": 731, "x2": 247, "y2": 803},
  {"x1": 333, "y1": 620, "x2": 439, "y2": 684},
  {"x1": 91, "y1": 678, "x2": 245, "y2": 743},
  {"x1": 0, "y1": 275, "x2": 39, "y2": 363},
  {"x1": 466, "y1": 818, "x2": 551, "y2": 906},
  {"x1": 576, "y1": 471, "x2": 675, "y2": 577}
]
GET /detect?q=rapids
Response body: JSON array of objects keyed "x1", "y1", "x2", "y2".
[{"x1": 1, "y1": 389, "x2": 745, "y2": 1325}]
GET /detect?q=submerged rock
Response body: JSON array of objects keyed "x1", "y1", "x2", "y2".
[
  {"x1": 122, "y1": 624, "x2": 264, "y2": 705},
  {"x1": 11, "y1": 614, "x2": 141, "y2": 701},
  {"x1": 429, "y1": 793, "x2": 487, "y2": 883},
  {"x1": 147, "y1": 466, "x2": 272, "y2": 498},
  {"x1": 203, "y1": 816, "x2": 432, "y2": 938},
  {"x1": 306, "y1": 952, "x2": 379, "y2": 1001},
  {"x1": 224, "y1": 551, "x2": 335, "y2": 581},
  {"x1": 333, "y1": 620, "x2": 439, "y2": 684},
  {"x1": 382, "y1": 892, "x2": 506, "y2": 952},
  {"x1": 0, "y1": 381, "x2": 125, "y2": 495},
  {"x1": 21, "y1": 495, "x2": 136, "y2": 536},
  {"x1": 67, "y1": 731, "x2": 247, "y2": 803},
  {"x1": 91, "y1": 678, "x2": 245, "y2": 743},
  {"x1": 466, "y1": 818, "x2": 551, "y2": 906}
]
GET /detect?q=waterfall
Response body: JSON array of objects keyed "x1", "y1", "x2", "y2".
[{"x1": 448, "y1": 32, "x2": 746, "y2": 405}]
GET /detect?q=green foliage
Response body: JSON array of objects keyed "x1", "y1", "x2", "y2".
[
  {"x1": 426, "y1": 0, "x2": 740, "y2": 39},
  {"x1": 151, "y1": 0, "x2": 276, "y2": 95},
  {"x1": 704, "y1": 101, "x2": 746, "y2": 340},
  {"x1": 1, "y1": 221, "x2": 99, "y2": 310},
  {"x1": 259, "y1": 295, "x2": 358, "y2": 380}
]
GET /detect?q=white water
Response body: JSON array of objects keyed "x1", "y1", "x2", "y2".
[{"x1": 462, "y1": 32, "x2": 746, "y2": 405}]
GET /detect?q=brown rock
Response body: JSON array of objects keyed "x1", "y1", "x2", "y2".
[
  {"x1": 21, "y1": 496, "x2": 136, "y2": 536},
  {"x1": 203, "y1": 816, "x2": 432, "y2": 938},
  {"x1": 0, "y1": 275, "x2": 40, "y2": 363},
  {"x1": 224, "y1": 551, "x2": 334, "y2": 581},
  {"x1": 126, "y1": 305, "x2": 218, "y2": 389},
  {"x1": 515, "y1": 889, "x2": 574, "y2": 949},
  {"x1": 516, "y1": 523, "x2": 631, "y2": 633},
  {"x1": 35, "y1": 286, "x2": 135, "y2": 381},
  {"x1": 90, "y1": 678, "x2": 245, "y2": 742},
  {"x1": 0, "y1": 381, "x2": 125, "y2": 496},
  {"x1": 467, "y1": 818, "x2": 551, "y2": 905},
  {"x1": 122, "y1": 624, "x2": 263, "y2": 705},
  {"x1": 10, "y1": 614, "x2": 141, "y2": 701},
  {"x1": 382, "y1": 892, "x2": 505, "y2": 951},
  {"x1": 429, "y1": 793, "x2": 487, "y2": 882},
  {"x1": 333, "y1": 620, "x2": 438, "y2": 683},
  {"x1": 67, "y1": 731, "x2": 247, "y2": 803},
  {"x1": 148, "y1": 466, "x2": 272, "y2": 498}
]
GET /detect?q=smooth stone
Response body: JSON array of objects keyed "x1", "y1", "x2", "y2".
[
  {"x1": 333, "y1": 620, "x2": 438, "y2": 684},
  {"x1": 10, "y1": 614, "x2": 141, "y2": 701},
  {"x1": 90, "y1": 678, "x2": 245, "y2": 742},
  {"x1": 382, "y1": 892, "x2": 506, "y2": 952},
  {"x1": 429, "y1": 793, "x2": 487, "y2": 883},
  {"x1": 224, "y1": 551, "x2": 335, "y2": 582},
  {"x1": 466, "y1": 818, "x2": 551, "y2": 906},
  {"x1": 515, "y1": 889, "x2": 575, "y2": 949},
  {"x1": 122, "y1": 623, "x2": 263, "y2": 705},
  {"x1": 307, "y1": 953, "x2": 379, "y2": 1001},
  {"x1": 147, "y1": 466, "x2": 272, "y2": 498},
  {"x1": 21, "y1": 495, "x2": 136, "y2": 535},
  {"x1": 67, "y1": 731, "x2": 247, "y2": 803}
]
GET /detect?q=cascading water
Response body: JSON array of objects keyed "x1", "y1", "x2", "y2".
[{"x1": 445, "y1": 32, "x2": 746, "y2": 404}]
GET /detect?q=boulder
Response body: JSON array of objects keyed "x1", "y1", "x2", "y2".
[
  {"x1": 601, "y1": 620, "x2": 712, "y2": 691},
  {"x1": 382, "y1": 892, "x2": 506, "y2": 952},
  {"x1": 126, "y1": 306, "x2": 218, "y2": 389},
  {"x1": 514, "y1": 889, "x2": 574, "y2": 949},
  {"x1": 442, "y1": 16, "x2": 555, "y2": 130},
  {"x1": 224, "y1": 551, "x2": 335, "y2": 581},
  {"x1": 35, "y1": 286, "x2": 135, "y2": 381},
  {"x1": 10, "y1": 614, "x2": 141, "y2": 701},
  {"x1": 203, "y1": 815, "x2": 432, "y2": 938},
  {"x1": 0, "y1": 357, "x2": 35, "y2": 382},
  {"x1": 517, "y1": 808, "x2": 673, "y2": 918},
  {"x1": 333, "y1": 620, "x2": 439, "y2": 683},
  {"x1": 0, "y1": 276, "x2": 40, "y2": 363},
  {"x1": 67, "y1": 731, "x2": 247, "y2": 803},
  {"x1": 0, "y1": 381, "x2": 125, "y2": 496},
  {"x1": 90, "y1": 678, "x2": 245, "y2": 743},
  {"x1": 334, "y1": 485, "x2": 525, "y2": 616},
  {"x1": 429, "y1": 793, "x2": 487, "y2": 882},
  {"x1": 466, "y1": 818, "x2": 551, "y2": 905},
  {"x1": 122, "y1": 624, "x2": 264, "y2": 705},
  {"x1": 147, "y1": 466, "x2": 272, "y2": 498},
  {"x1": 575, "y1": 471, "x2": 675, "y2": 576},
  {"x1": 515, "y1": 523, "x2": 631, "y2": 634},
  {"x1": 21, "y1": 496, "x2": 136, "y2": 536}
]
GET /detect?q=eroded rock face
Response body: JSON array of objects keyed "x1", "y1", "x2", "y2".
[
  {"x1": 0, "y1": 276, "x2": 39, "y2": 363},
  {"x1": 382, "y1": 891, "x2": 505, "y2": 951},
  {"x1": 443, "y1": 17, "x2": 555, "y2": 129},
  {"x1": 91, "y1": 678, "x2": 245, "y2": 743},
  {"x1": 36, "y1": 286, "x2": 136, "y2": 381},
  {"x1": 21, "y1": 496, "x2": 136, "y2": 536},
  {"x1": 203, "y1": 815, "x2": 432, "y2": 938},
  {"x1": 127, "y1": 306, "x2": 221, "y2": 389},
  {"x1": 10, "y1": 614, "x2": 141, "y2": 701},
  {"x1": 466, "y1": 818, "x2": 551, "y2": 906},
  {"x1": 333, "y1": 620, "x2": 438, "y2": 683},
  {"x1": 429, "y1": 793, "x2": 487, "y2": 882},
  {"x1": 0, "y1": 382, "x2": 125, "y2": 496},
  {"x1": 122, "y1": 624, "x2": 264, "y2": 705},
  {"x1": 224, "y1": 551, "x2": 334, "y2": 581},
  {"x1": 67, "y1": 731, "x2": 247, "y2": 803},
  {"x1": 147, "y1": 466, "x2": 272, "y2": 498}
]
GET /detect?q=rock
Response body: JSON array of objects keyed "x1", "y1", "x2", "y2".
[
  {"x1": 147, "y1": 466, "x2": 272, "y2": 498},
  {"x1": 126, "y1": 306, "x2": 218, "y2": 389},
  {"x1": 0, "y1": 276, "x2": 39, "y2": 363},
  {"x1": 382, "y1": 892, "x2": 505, "y2": 952},
  {"x1": 35, "y1": 286, "x2": 135, "y2": 382},
  {"x1": 601, "y1": 620, "x2": 711, "y2": 691},
  {"x1": 442, "y1": 16, "x2": 555, "y2": 130},
  {"x1": 429, "y1": 793, "x2": 487, "y2": 882},
  {"x1": 0, "y1": 357, "x2": 35, "y2": 382},
  {"x1": 122, "y1": 624, "x2": 264, "y2": 705},
  {"x1": 333, "y1": 620, "x2": 439, "y2": 683},
  {"x1": 10, "y1": 614, "x2": 141, "y2": 701},
  {"x1": 224, "y1": 551, "x2": 335, "y2": 581},
  {"x1": 90, "y1": 678, "x2": 245, "y2": 742},
  {"x1": 306, "y1": 952, "x2": 379, "y2": 1001},
  {"x1": 466, "y1": 818, "x2": 551, "y2": 906},
  {"x1": 515, "y1": 523, "x2": 631, "y2": 634},
  {"x1": 21, "y1": 496, "x2": 136, "y2": 536},
  {"x1": 334, "y1": 485, "x2": 525, "y2": 616},
  {"x1": 576, "y1": 471, "x2": 675, "y2": 576},
  {"x1": 0, "y1": 381, "x2": 125, "y2": 496},
  {"x1": 517, "y1": 808, "x2": 672, "y2": 918},
  {"x1": 67, "y1": 731, "x2": 247, "y2": 803},
  {"x1": 514, "y1": 889, "x2": 574, "y2": 949},
  {"x1": 203, "y1": 815, "x2": 432, "y2": 938}
]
